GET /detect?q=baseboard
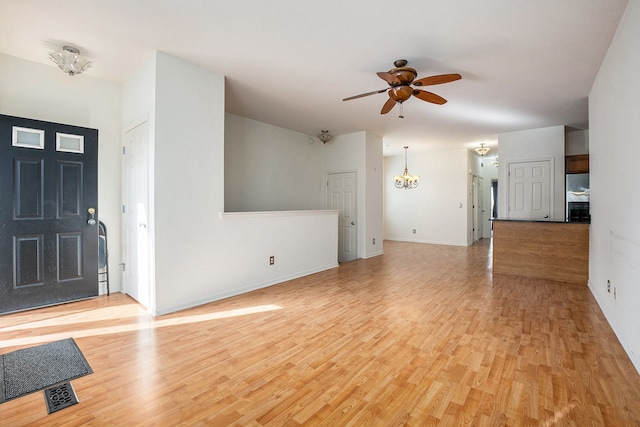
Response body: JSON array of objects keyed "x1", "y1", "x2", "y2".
[
  {"x1": 154, "y1": 262, "x2": 339, "y2": 316},
  {"x1": 362, "y1": 250, "x2": 384, "y2": 259},
  {"x1": 384, "y1": 237, "x2": 468, "y2": 247},
  {"x1": 587, "y1": 279, "x2": 640, "y2": 375}
]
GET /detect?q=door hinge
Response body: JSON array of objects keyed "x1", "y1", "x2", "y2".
[
  {"x1": 120, "y1": 263, "x2": 126, "y2": 272},
  {"x1": 122, "y1": 146, "x2": 126, "y2": 155},
  {"x1": 122, "y1": 204, "x2": 125, "y2": 214}
]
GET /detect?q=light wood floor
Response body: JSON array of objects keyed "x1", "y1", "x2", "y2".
[{"x1": 1, "y1": 239, "x2": 640, "y2": 426}]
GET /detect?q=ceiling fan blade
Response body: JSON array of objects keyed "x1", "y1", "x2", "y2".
[
  {"x1": 343, "y1": 88, "x2": 388, "y2": 101},
  {"x1": 380, "y1": 97, "x2": 397, "y2": 114},
  {"x1": 412, "y1": 89, "x2": 447, "y2": 105},
  {"x1": 377, "y1": 71, "x2": 401, "y2": 85},
  {"x1": 413, "y1": 73, "x2": 462, "y2": 87}
]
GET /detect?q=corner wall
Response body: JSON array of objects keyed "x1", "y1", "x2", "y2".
[
  {"x1": 122, "y1": 52, "x2": 339, "y2": 315},
  {"x1": 364, "y1": 132, "x2": 384, "y2": 257}
]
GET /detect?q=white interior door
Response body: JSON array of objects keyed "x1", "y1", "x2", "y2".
[
  {"x1": 327, "y1": 172, "x2": 357, "y2": 262},
  {"x1": 478, "y1": 176, "x2": 484, "y2": 238},
  {"x1": 473, "y1": 175, "x2": 479, "y2": 241},
  {"x1": 472, "y1": 175, "x2": 484, "y2": 241},
  {"x1": 123, "y1": 122, "x2": 151, "y2": 310},
  {"x1": 507, "y1": 160, "x2": 551, "y2": 220}
]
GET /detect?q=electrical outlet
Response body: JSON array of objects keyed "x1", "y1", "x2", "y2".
[
  {"x1": 607, "y1": 280, "x2": 611, "y2": 293},
  {"x1": 269, "y1": 256, "x2": 275, "y2": 265},
  {"x1": 412, "y1": 229, "x2": 416, "y2": 234}
]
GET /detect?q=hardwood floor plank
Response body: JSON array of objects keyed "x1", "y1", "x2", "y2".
[{"x1": 1, "y1": 239, "x2": 640, "y2": 425}]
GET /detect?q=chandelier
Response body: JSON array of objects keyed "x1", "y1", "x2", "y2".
[
  {"x1": 49, "y1": 46, "x2": 92, "y2": 76},
  {"x1": 394, "y1": 146, "x2": 419, "y2": 189},
  {"x1": 475, "y1": 143, "x2": 490, "y2": 156},
  {"x1": 317, "y1": 130, "x2": 333, "y2": 144}
]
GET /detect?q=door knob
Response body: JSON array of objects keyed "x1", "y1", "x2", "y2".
[
  {"x1": 87, "y1": 208, "x2": 97, "y2": 225},
  {"x1": 351, "y1": 221, "x2": 356, "y2": 225}
]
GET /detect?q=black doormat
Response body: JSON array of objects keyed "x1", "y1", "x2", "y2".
[
  {"x1": 43, "y1": 382, "x2": 79, "y2": 414},
  {"x1": 0, "y1": 338, "x2": 93, "y2": 403}
]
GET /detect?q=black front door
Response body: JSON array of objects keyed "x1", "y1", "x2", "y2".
[{"x1": 0, "y1": 114, "x2": 99, "y2": 314}]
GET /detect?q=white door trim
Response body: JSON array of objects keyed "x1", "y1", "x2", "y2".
[
  {"x1": 506, "y1": 157, "x2": 554, "y2": 221},
  {"x1": 326, "y1": 171, "x2": 358, "y2": 263},
  {"x1": 122, "y1": 119, "x2": 154, "y2": 313}
]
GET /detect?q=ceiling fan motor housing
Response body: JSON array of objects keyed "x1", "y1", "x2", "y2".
[
  {"x1": 389, "y1": 67, "x2": 417, "y2": 86},
  {"x1": 390, "y1": 85, "x2": 414, "y2": 102}
]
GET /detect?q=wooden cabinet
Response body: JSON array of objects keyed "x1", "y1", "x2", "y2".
[{"x1": 566, "y1": 154, "x2": 589, "y2": 173}]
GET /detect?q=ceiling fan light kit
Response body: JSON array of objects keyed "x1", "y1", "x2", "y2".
[{"x1": 343, "y1": 59, "x2": 461, "y2": 118}]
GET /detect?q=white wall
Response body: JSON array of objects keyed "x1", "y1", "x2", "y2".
[
  {"x1": 589, "y1": 0, "x2": 640, "y2": 373},
  {"x1": 0, "y1": 53, "x2": 123, "y2": 294},
  {"x1": 384, "y1": 149, "x2": 469, "y2": 246},
  {"x1": 225, "y1": 114, "x2": 324, "y2": 212},
  {"x1": 152, "y1": 51, "x2": 226, "y2": 313},
  {"x1": 497, "y1": 125, "x2": 566, "y2": 220}
]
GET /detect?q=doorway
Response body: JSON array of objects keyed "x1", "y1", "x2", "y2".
[
  {"x1": 0, "y1": 114, "x2": 99, "y2": 313},
  {"x1": 507, "y1": 159, "x2": 552, "y2": 220},
  {"x1": 122, "y1": 121, "x2": 152, "y2": 311},
  {"x1": 326, "y1": 172, "x2": 357, "y2": 263}
]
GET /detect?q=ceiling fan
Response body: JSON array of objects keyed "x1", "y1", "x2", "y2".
[{"x1": 343, "y1": 59, "x2": 461, "y2": 117}]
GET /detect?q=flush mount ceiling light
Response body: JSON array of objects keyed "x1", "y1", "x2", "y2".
[
  {"x1": 475, "y1": 143, "x2": 490, "y2": 156},
  {"x1": 49, "y1": 46, "x2": 92, "y2": 76},
  {"x1": 394, "y1": 146, "x2": 420, "y2": 190},
  {"x1": 317, "y1": 130, "x2": 333, "y2": 144}
]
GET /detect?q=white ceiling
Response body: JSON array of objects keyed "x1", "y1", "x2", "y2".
[{"x1": 0, "y1": 0, "x2": 629, "y2": 156}]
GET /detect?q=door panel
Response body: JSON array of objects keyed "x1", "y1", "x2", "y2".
[
  {"x1": 14, "y1": 158, "x2": 44, "y2": 218},
  {"x1": 59, "y1": 162, "x2": 83, "y2": 216},
  {"x1": 58, "y1": 232, "x2": 83, "y2": 281},
  {"x1": 14, "y1": 235, "x2": 44, "y2": 287},
  {"x1": 0, "y1": 114, "x2": 98, "y2": 314}
]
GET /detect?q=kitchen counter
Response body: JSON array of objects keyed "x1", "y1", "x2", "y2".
[{"x1": 491, "y1": 219, "x2": 589, "y2": 284}]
